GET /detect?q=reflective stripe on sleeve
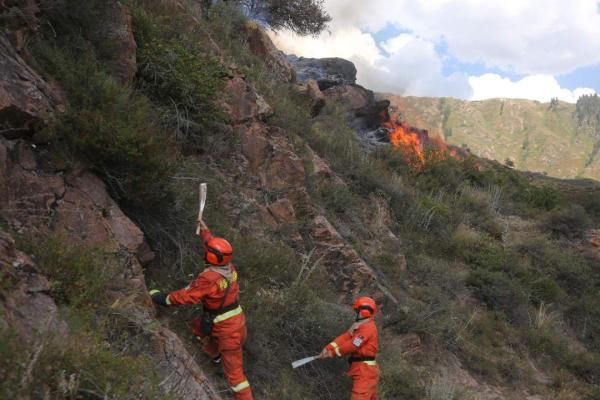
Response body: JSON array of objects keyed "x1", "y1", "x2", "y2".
[
  {"x1": 166, "y1": 295, "x2": 172, "y2": 306},
  {"x1": 330, "y1": 341, "x2": 342, "y2": 357},
  {"x1": 363, "y1": 360, "x2": 377, "y2": 366},
  {"x1": 231, "y1": 380, "x2": 250, "y2": 392},
  {"x1": 213, "y1": 305, "x2": 243, "y2": 323}
]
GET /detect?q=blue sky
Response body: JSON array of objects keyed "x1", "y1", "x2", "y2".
[{"x1": 271, "y1": 0, "x2": 600, "y2": 102}]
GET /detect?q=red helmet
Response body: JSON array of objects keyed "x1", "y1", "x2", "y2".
[
  {"x1": 204, "y1": 237, "x2": 233, "y2": 266},
  {"x1": 352, "y1": 296, "x2": 377, "y2": 318}
]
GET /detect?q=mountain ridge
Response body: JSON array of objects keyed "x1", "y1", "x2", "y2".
[{"x1": 377, "y1": 93, "x2": 600, "y2": 181}]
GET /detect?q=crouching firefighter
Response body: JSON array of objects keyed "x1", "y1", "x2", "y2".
[
  {"x1": 150, "y1": 219, "x2": 254, "y2": 400},
  {"x1": 320, "y1": 296, "x2": 380, "y2": 400}
]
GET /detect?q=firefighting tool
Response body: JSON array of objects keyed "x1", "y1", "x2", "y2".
[
  {"x1": 292, "y1": 355, "x2": 321, "y2": 369},
  {"x1": 196, "y1": 183, "x2": 207, "y2": 235}
]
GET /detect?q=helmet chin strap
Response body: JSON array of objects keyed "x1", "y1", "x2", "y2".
[{"x1": 355, "y1": 311, "x2": 367, "y2": 321}]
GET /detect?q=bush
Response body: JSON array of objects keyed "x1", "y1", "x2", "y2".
[
  {"x1": 0, "y1": 318, "x2": 163, "y2": 399},
  {"x1": 452, "y1": 233, "x2": 507, "y2": 271},
  {"x1": 456, "y1": 314, "x2": 527, "y2": 383},
  {"x1": 18, "y1": 236, "x2": 120, "y2": 308},
  {"x1": 466, "y1": 269, "x2": 529, "y2": 323},
  {"x1": 525, "y1": 328, "x2": 600, "y2": 384},
  {"x1": 379, "y1": 358, "x2": 426, "y2": 400},
  {"x1": 513, "y1": 184, "x2": 559, "y2": 211},
  {"x1": 2, "y1": 236, "x2": 164, "y2": 399},
  {"x1": 543, "y1": 204, "x2": 591, "y2": 239},
  {"x1": 31, "y1": 28, "x2": 174, "y2": 210},
  {"x1": 133, "y1": 7, "x2": 225, "y2": 149}
]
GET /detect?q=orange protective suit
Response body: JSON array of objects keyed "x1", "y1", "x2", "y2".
[
  {"x1": 324, "y1": 318, "x2": 380, "y2": 400},
  {"x1": 167, "y1": 228, "x2": 253, "y2": 400}
]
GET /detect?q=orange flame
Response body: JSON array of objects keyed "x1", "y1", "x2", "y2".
[
  {"x1": 382, "y1": 117, "x2": 425, "y2": 165},
  {"x1": 381, "y1": 111, "x2": 453, "y2": 168}
]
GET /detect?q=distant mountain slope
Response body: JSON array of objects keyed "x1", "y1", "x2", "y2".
[{"x1": 378, "y1": 94, "x2": 600, "y2": 180}]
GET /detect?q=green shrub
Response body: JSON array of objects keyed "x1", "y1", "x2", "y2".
[
  {"x1": 2, "y1": 236, "x2": 164, "y2": 399},
  {"x1": 319, "y1": 182, "x2": 360, "y2": 216},
  {"x1": 0, "y1": 318, "x2": 163, "y2": 399},
  {"x1": 528, "y1": 276, "x2": 562, "y2": 304},
  {"x1": 31, "y1": 32, "x2": 174, "y2": 210},
  {"x1": 456, "y1": 314, "x2": 527, "y2": 383},
  {"x1": 543, "y1": 204, "x2": 591, "y2": 239},
  {"x1": 452, "y1": 233, "x2": 507, "y2": 271},
  {"x1": 133, "y1": 8, "x2": 225, "y2": 149},
  {"x1": 379, "y1": 358, "x2": 426, "y2": 400},
  {"x1": 466, "y1": 269, "x2": 529, "y2": 323},
  {"x1": 525, "y1": 328, "x2": 600, "y2": 384},
  {"x1": 567, "y1": 294, "x2": 600, "y2": 352},
  {"x1": 513, "y1": 184, "x2": 559, "y2": 211},
  {"x1": 19, "y1": 236, "x2": 120, "y2": 308}
]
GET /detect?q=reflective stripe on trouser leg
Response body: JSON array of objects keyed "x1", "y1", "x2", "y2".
[
  {"x1": 231, "y1": 380, "x2": 250, "y2": 392},
  {"x1": 221, "y1": 347, "x2": 253, "y2": 400}
]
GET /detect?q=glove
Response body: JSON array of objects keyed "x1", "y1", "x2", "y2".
[{"x1": 149, "y1": 289, "x2": 169, "y2": 307}]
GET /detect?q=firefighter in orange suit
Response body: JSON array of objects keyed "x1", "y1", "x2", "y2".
[
  {"x1": 320, "y1": 296, "x2": 380, "y2": 400},
  {"x1": 150, "y1": 219, "x2": 254, "y2": 400}
]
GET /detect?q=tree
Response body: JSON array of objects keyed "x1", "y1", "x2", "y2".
[
  {"x1": 213, "y1": 0, "x2": 330, "y2": 35},
  {"x1": 260, "y1": 0, "x2": 330, "y2": 35}
]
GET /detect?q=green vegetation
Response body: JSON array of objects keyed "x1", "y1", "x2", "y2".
[
  {"x1": 133, "y1": 6, "x2": 225, "y2": 149},
  {"x1": 386, "y1": 95, "x2": 600, "y2": 180},
  {"x1": 1, "y1": 237, "x2": 164, "y2": 399},
  {"x1": 30, "y1": 0, "x2": 176, "y2": 210}
]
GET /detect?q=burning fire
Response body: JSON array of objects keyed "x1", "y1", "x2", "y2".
[{"x1": 380, "y1": 111, "x2": 453, "y2": 168}]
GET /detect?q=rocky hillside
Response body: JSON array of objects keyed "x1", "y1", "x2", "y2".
[
  {"x1": 1, "y1": 1, "x2": 600, "y2": 400},
  {"x1": 379, "y1": 94, "x2": 600, "y2": 180}
]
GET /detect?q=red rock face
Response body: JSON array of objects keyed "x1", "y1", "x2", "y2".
[
  {"x1": 0, "y1": 138, "x2": 222, "y2": 399},
  {"x1": 309, "y1": 215, "x2": 377, "y2": 298},
  {"x1": 0, "y1": 139, "x2": 153, "y2": 262},
  {"x1": 0, "y1": 35, "x2": 64, "y2": 137},
  {"x1": 0, "y1": 229, "x2": 67, "y2": 343},
  {"x1": 244, "y1": 21, "x2": 295, "y2": 83}
]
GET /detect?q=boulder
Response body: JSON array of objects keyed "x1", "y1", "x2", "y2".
[
  {"x1": 237, "y1": 123, "x2": 306, "y2": 195},
  {"x1": 288, "y1": 55, "x2": 357, "y2": 90},
  {"x1": 244, "y1": 21, "x2": 295, "y2": 83},
  {"x1": 323, "y1": 84, "x2": 373, "y2": 112},
  {"x1": 268, "y1": 198, "x2": 296, "y2": 224},
  {"x1": 153, "y1": 327, "x2": 223, "y2": 399},
  {"x1": 224, "y1": 75, "x2": 273, "y2": 123},
  {"x1": 309, "y1": 215, "x2": 377, "y2": 297},
  {"x1": 294, "y1": 79, "x2": 325, "y2": 116},
  {"x1": 0, "y1": 34, "x2": 64, "y2": 138}
]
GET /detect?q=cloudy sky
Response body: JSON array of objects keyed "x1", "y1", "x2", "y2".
[{"x1": 270, "y1": 0, "x2": 600, "y2": 103}]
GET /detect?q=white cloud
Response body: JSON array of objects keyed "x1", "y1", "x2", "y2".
[
  {"x1": 469, "y1": 74, "x2": 596, "y2": 103},
  {"x1": 269, "y1": 1, "x2": 600, "y2": 102},
  {"x1": 270, "y1": 30, "x2": 472, "y2": 98},
  {"x1": 320, "y1": 0, "x2": 600, "y2": 75}
]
